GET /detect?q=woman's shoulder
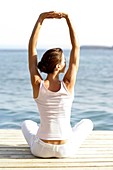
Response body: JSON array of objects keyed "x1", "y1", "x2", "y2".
[
  {"x1": 62, "y1": 80, "x2": 74, "y2": 96},
  {"x1": 32, "y1": 79, "x2": 44, "y2": 99}
]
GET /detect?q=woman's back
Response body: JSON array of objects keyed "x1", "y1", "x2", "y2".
[{"x1": 35, "y1": 80, "x2": 74, "y2": 140}]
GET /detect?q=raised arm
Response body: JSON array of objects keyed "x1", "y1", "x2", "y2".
[
  {"x1": 28, "y1": 12, "x2": 62, "y2": 98},
  {"x1": 28, "y1": 13, "x2": 43, "y2": 86},
  {"x1": 63, "y1": 14, "x2": 80, "y2": 93}
]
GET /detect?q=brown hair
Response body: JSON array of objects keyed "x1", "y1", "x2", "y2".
[{"x1": 38, "y1": 48, "x2": 63, "y2": 73}]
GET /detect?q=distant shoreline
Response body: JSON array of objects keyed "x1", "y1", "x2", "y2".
[{"x1": 80, "y1": 45, "x2": 113, "y2": 50}]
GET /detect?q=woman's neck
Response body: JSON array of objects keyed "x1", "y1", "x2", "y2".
[
  {"x1": 44, "y1": 73, "x2": 61, "y2": 92},
  {"x1": 46, "y1": 72, "x2": 60, "y2": 82}
]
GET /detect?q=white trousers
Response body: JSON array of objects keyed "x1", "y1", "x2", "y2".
[{"x1": 21, "y1": 119, "x2": 93, "y2": 158}]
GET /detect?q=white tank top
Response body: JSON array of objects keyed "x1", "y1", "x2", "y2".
[{"x1": 35, "y1": 80, "x2": 74, "y2": 140}]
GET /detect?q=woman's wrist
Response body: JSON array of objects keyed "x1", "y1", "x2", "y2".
[
  {"x1": 62, "y1": 13, "x2": 68, "y2": 19},
  {"x1": 38, "y1": 14, "x2": 45, "y2": 25}
]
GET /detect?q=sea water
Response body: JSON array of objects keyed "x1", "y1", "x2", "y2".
[{"x1": 0, "y1": 47, "x2": 113, "y2": 130}]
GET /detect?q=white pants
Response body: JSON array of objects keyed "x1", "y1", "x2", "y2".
[{"x1": 21, "y1": 119, "x2": 93, "y2": 158}]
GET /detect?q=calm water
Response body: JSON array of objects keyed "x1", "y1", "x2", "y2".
[{"x1": 0, "y1": 47, "x2": 113, "y2": 130}]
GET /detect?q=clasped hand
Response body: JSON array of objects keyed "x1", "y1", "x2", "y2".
[{"x1": 39, "y1": 11, "x2": 68, "y2": 20}]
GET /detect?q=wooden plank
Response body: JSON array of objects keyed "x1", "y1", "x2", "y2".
[
  {"x1": 1, "y1": 147, "x2": 113, "y2": 153},
  {"x1": 0, "y1": 159, "x2": 113, "y2": 168},
  {"x1": 0, "y1": 168, "x2": 113, "y2": 170},
  {"x1": 1, "y1": 130, "x2": 113, "y2": 138},
  {"x1": 0, "y1": 130, "x2": 113, "y2": 169}
]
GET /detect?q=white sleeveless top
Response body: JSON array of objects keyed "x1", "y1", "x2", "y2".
[{"x1": 35, "y1": 80, "x2": 74, "y2": 140}]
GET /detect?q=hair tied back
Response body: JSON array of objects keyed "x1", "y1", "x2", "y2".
[{"x1": 38, "y1": 61, "x2": 47, "y2": 73}]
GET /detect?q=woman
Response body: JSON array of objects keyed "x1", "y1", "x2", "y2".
[{"x1": 21, "y1": 11, "x2": 93, "y2": 158}]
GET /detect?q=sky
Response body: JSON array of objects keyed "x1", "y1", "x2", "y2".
[{"x1": 0, "y1": 0, "x2": 113, "y2": 49}]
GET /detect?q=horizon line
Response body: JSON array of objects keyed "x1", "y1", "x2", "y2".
[{"x1": 0, "y1": 45, "x2": 113, "y2": 50}]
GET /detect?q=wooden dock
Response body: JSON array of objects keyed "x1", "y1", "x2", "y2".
[{"x1": 0, "y1": 130, "x2": 113, "y2": 170}]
